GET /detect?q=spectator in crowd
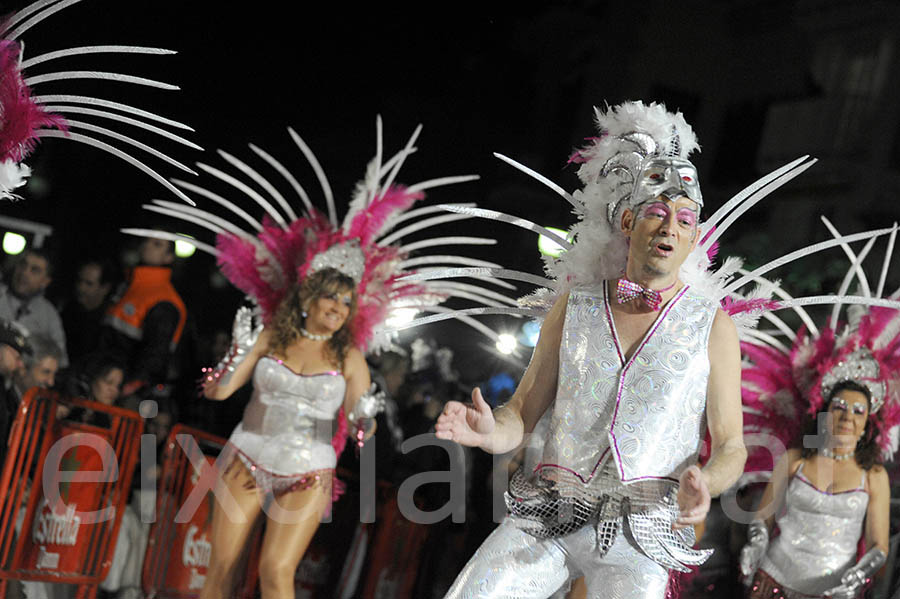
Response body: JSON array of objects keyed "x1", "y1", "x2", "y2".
[
  {"x1": 0, "y1": 248, "x2": 67, "y2": 367},
  {"x1": 101, "y1": 237, "x2": 186, "y2": 400},
  {"x1": 13, "y1": 333, "x2": 62, "y2": 400},
  {"x1": 0, "y1": 320, "x2": 28, "y2": 463},
  {"x1": 65, "y1": 352, "x2": 126, "y2": 428},
  {"x1": 61, "y1": 258, "x2": 117, "y2": 361}
]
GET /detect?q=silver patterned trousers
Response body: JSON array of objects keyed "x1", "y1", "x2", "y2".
[{"x1": 443, "y1": 517, "x2": 670, "y2": 599}]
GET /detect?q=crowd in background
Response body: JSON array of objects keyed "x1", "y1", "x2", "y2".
[{"x1": 0, "y1": 237, "x2": 516, "y2": 598}]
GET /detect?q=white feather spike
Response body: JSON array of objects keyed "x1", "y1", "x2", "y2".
[
  {"x1": 142, "y1": 204, "x2": 226, "y2": 236},
  {"x1": 400, "y1": 236, "x2": 496, "y2": 253},
  {"x1": 757, "y1": 310, "x2": 799, "y2": 341},
  {"x1": 6, "y1": 0, "x2": 82, "y2": 40},
  {"x1": 42, "y1": 105, "x2": 202, "y2": 149},
  {"x1": 828, "y1": 234, "x2": 878, "y2": 328},
  {"x1": 406, "y1": 175, "x2": 480, "y2": 193},
  {"x1": 493, "y1": 152, "x2": 580, "y2": 210},
  {"x1": 149, "y1": 200, "x2": 259, "y2": 243},
  {"x1": 379, "y1": 213, "x2": 476, "y2": 246},
  {"x1": 170, "y1": 178, "x2": 263, "y2": 232},
  {"x1": 741, "y1": 328, "x2": 791, "y2": 353},
  {"x1": 438, "y1": 204, "x2": 573, "y2": 250},
  {"x1": 35, "y1": 130, "x2": 194, "y2": 204},
  {"x1": 399, "y1": 255, "x2": 502, "y2": 270},
  {"x1": 701, "y1": 158, "x2": 817, "y2": 250},
  {"x1": 876, "y1": 223, "x2": 898, "y2": 299},
  {"x1": 724, "y1": 228, "x2": 896, "y2": 294},
  {"x1": 379, "y1": 146, "x2": 416, "y2": 180},
  {"x1": 400, "y1": 267, "x2": 552, "y2": 288},
  {"x1": 120, "y1": 229, "x2": 217, "y2": 256},
  {"x1": 4, "y1": 0, "x2": 67, "y2": 32},
  {"x1": 386, "y1": 306, "x2": 540, "y2": 332},
  {"x1": 195, "y1": 162, "x2": 288, "y2": 229},
  {"x1": 410, "y1": 267, "x2": 517, "y2": 291},
  {"x1": 874, "y1": 310, "x2": 900, "y2": 351},
  {"x1": 384, "y1": 203, "x2": 475, "y2": 232},
  {"x1": 33, "y1": 95, "x2": 194, "y2": 131},
  {"x1": 426, "y1": 281, "x2": 519, "y2": 306},
  {"x1": 821, "y1": 216, "x2": 872, "y2": 298},
  {"x1": 247, "y1": 144, "x2": 303, "y2": 219},
  {"x1": 366, "y1": 115, "x2": 383, "y2": 207},
  {"x1": 61, "y1": 119, "x2": 197, "y2": 174},
  {"x1": 217, "y1": 149, "x2": 292, "y2": 225},
  {"x1": 425, "y1": 287, "x2": 511, "y2": 309},
  {"x1": 384, "y1": 306, "x2": 513, "y2": 347},
  {"x1": 380, "y1": 124, "x2": 422, "y2": 195},
  {"x1": 774, "y1": 295, "x2": 900, "y2": 311},
  {"x1": 25, "y1": 71, "x2": 179, "y2": 90},
  {"x1": 702, "y1": 155, "x2": 810, "y2": 237},
  {"x1": 22, "y1": 46, "x2": 175, "y2": 70},
  {"x1": 410, "y1": 266, "x2": 516, "y2": 292},
  {"x1": 287, "y1": 127, "x2": 336, "y2": 225},
  {"x1": 736, "y1": 268, "x2": 818, "y2": 336}
]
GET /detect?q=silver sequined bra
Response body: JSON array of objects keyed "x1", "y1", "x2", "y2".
[
  {"x1": 541, "y1": 282, "x2": 716, "y2": 484},
  {"x1": 760, "y1": 462, "x2": 868, "y2": 595},
  {"x1": 227, "y1": 356, "x2": 346, "y2": 478}
]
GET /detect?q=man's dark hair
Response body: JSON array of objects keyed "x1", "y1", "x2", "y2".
[
  {"x1": 23, "y1": 247, "x2": 56, "y2": 279},
  {"x1": 81, "y1": 257, "x2": 119, "y2": 286}
]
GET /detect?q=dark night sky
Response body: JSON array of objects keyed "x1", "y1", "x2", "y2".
[
  {"x1": 7, "y1": 0, "x2": 900, "y2": 382},
  {"x1": 6, "y1": 1, "x2": 604, "y2": 380}
]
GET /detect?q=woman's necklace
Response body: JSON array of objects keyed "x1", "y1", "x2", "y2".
[
  {"x1": 819, "y1": 447, "x2": 855, "y2": 461},
  {"x1": 300, "y1": 327, "x2": 332, "y2": 341}
]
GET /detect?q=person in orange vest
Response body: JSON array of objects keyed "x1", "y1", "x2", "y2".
[{"x1": 101, "y1": 237, "x2": 187, "y2": 400}]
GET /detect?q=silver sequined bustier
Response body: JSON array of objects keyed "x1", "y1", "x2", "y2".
[
  {"x1": 760, "y1": 463, "x2": 868, "y2": 595},
  {"x1": 540, "y1": 283, "x2": 716, "y2": 484},
  {"x1": 228, "y1": 356, "x2": 345, "y2": 478}
]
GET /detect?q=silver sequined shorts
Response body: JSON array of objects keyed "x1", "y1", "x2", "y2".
[{"x1": 443, "y1": 517, "x2": 671, "y2": 599}]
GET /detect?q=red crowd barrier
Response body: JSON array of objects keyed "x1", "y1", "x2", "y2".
[
  {"x1": 0, "y1": 388, "x2": 143, "y2": 599},
  {"x1": 142, "y1": 424, "x2": 227, "y2": 598}
]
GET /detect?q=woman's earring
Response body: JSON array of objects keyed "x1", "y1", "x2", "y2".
[{"x1": 302, "y1": 310, "x2": 308, "y2": 319}]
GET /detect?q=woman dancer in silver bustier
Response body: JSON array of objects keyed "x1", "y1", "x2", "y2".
[
  {"x1": 741, "y1": 381, "x2": 890, "y2": 599},
  {"x1": 200, "y1": 268, "x2": 372, "y2": 599}
]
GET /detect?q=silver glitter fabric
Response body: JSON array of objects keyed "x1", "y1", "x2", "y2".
[
  {"x1": 444, "y1": 517, "x2": 670, "y2": 599},
  {"x1": 820, "y1": 347, "x2": 886, "y2": 412},
  {"x1": 308, "y1": 239, "x2": 366, "y2": 282},
  {"x1": 226, "y1": 356, "x2": 346, "y2": 491},
  {"x1": 542, "y1": 283, "x2": 715, "y2": 484},
  {"x1": 759, "y1": 463, "x2": 868, "y2": 595},
  {"x1": 506, "y1": 460, "x2": 711, "y2": 571}
]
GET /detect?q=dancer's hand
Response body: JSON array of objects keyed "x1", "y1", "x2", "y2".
[
  {"x1": 673, "y1": 465, "x2": 710, "y2": 529},
  {"x1": 738, "y1": 520, "x2": 768, "y2": 584},
  {"x1": 435, "y1": 387, "x2": 495, "y2": 448}
]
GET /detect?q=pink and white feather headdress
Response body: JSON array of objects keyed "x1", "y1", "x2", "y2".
[
  {"x1": 0, "y1": 0, "x2": 199, "y2": 201},
  {"x1": 740, "y1": 223, "x2": 900, "y2": 484},
  {"x1": 125, "y1": 118, "x2": 508, "y2": 352}
]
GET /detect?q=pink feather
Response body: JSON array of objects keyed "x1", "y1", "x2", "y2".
[
  {"x1": 346, "y1": 185, "x2": 423, "y2": 245},
  {"x1": 0, "y1": 40, "x2": 68, "y2": 163}
]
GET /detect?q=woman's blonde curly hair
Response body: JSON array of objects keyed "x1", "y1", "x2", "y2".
[{"x1": 267, "y1": 268, "x2": 358, "y2": 369}]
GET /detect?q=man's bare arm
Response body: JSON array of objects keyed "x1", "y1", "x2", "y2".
[
  {"x1": 436, "y1": 292, "x2": 567, "y2": 454},
  {"x1": 701, "y1": 308, "x2": 747, "y2": 497}
]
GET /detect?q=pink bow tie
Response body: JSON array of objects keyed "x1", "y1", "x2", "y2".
[{"x1": 616, "y1": 278, "x2": 672, "y2": 311}]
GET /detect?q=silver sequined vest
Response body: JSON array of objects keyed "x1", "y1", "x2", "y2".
[{"x1": 539, "y1": 282, "x2": 716, "y2": 484}]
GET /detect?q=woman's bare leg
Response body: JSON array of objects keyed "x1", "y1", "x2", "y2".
[
  {"x1": 199, "y1": 460, "x2": 264, "y2": 599},
  {"x1": 256, "y1": 482, "x2": 330, "y2": 599}
]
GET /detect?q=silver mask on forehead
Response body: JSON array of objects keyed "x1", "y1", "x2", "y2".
[
  {"x1": 631, "y1": 157, "x2": 703, "y2": 208},
  {"x1": 601, "y1": 126, "x2": 703, "y2": 224}
]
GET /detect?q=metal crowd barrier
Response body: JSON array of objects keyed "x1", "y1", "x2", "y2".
[{"x1": 0, "y1": 388, "x2": 143, "y2": 599}]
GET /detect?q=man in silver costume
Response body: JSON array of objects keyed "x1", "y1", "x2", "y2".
[{"x1": 436, "y1": 102, "x2": 747, "y2": 599}]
